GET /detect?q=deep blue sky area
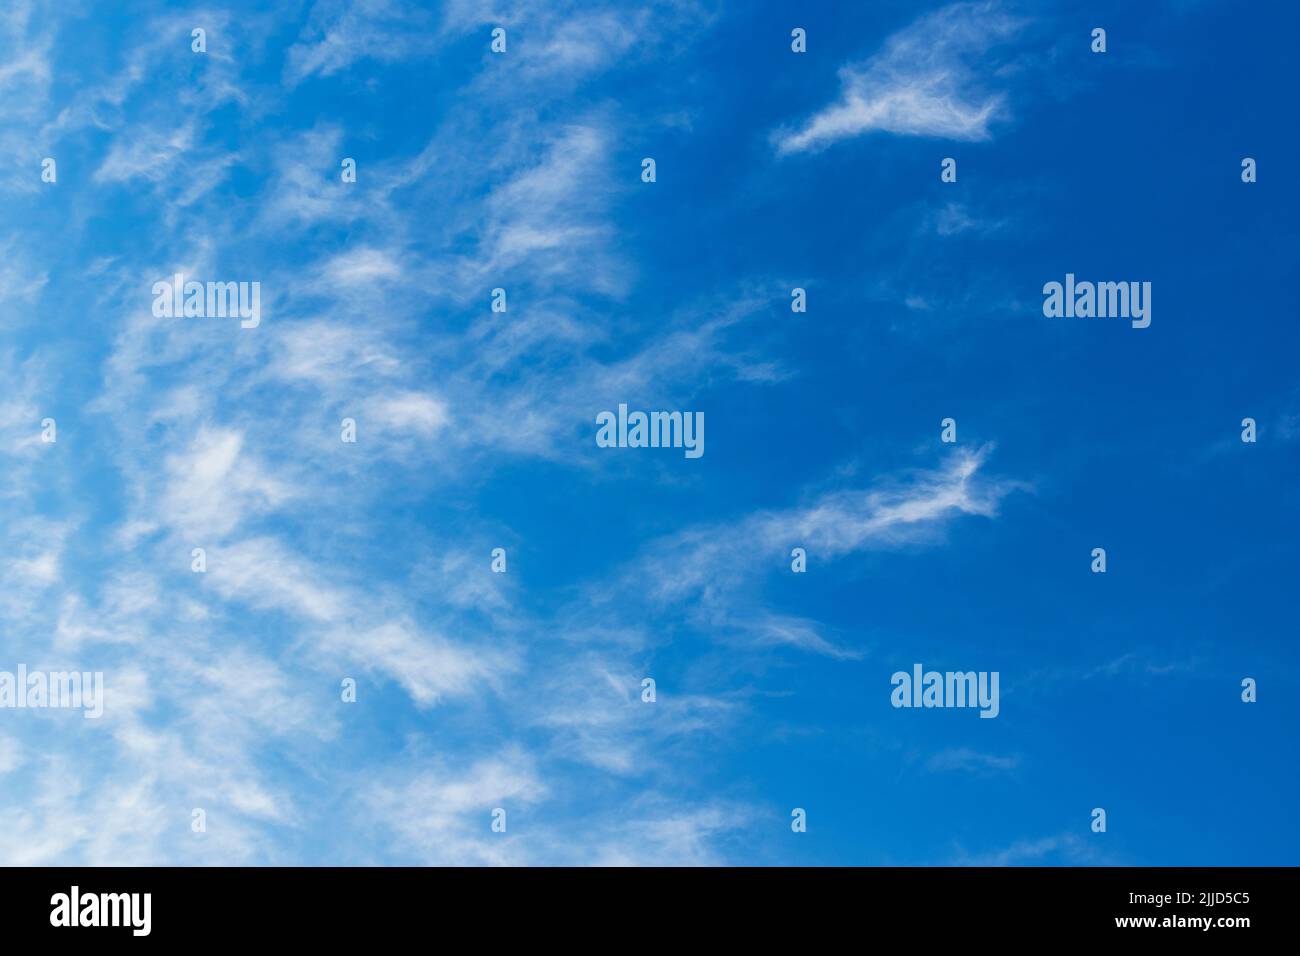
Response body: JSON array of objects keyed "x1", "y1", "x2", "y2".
[{"x1": 0, "y1": 0, "x2": 1295, "y2": 865}]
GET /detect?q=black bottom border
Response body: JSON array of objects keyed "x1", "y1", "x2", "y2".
[{"x1": 3, "y1": 866, "x2": 1292, "y2": 942}]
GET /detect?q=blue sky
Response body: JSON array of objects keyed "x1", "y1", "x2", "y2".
[{"x1": 0, "y1": 0, "x2": 1296, "y2": 865}]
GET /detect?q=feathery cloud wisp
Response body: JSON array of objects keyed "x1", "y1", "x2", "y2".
[{"x1": 776, "y1": 2, "x2": 1023, "y2": 155}]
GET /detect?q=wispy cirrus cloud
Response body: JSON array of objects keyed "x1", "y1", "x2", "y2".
[
  {"x1": 926, "y1": 747, "x2": 1020, "y2": 774},
  {"x1": 283, "y1": 0, "x2": 436, "y2": 86},
  {"x1": 585, "y1": 445, "x2": 1024, "y2": 658},
  {"x1": 775, "y1": 1, "x2": 1025, "y2": 155},
  {"x1": 950, "y1": 831, "x2": 1117, "y2": 867}
]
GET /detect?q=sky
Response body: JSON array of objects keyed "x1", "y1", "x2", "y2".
[{"x1": 0, "y1": 0, "x2": 1296, "y2": 866}]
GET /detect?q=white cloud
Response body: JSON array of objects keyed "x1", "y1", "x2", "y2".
[
  {"x1": 364, "y1": 751, "x2": 547, "y2": 865},
  {"x1": 585, "y1": 802, "x2": 751, "y2": 866},
  {"x1": 0, "y1": 736, "x2": 21, "y2": 774},
  {"x1": 323, "y1": 619, "x2": 513, "y2": 707},
  {"x1": 94, "y1": 124, "x2": 197, "y2": 183},
  {"x1": 367, "y1": 390, "x2": 450, "y2": 436},
  {"x1": 776, "y1": 2, "x2": 1023, "y2": 154},
  {"x1": 158, "y1": 428, "x2": 297, "y2": 540},
  {"x1": 206, "y1": 536, "x2": 347, "y2": 623},
  {"x1": 951, "y1": 831, "x2": 1113, "y2": 867},
  {"x1": 926, "y1": 747, "x2": 1020, "y2": 774},
  {"x1": 616, "y1": 446, "x2": 1019, "y2": 657},
  {"x1": 284, "y1": 0, "x2": 435, "y2": 86},
  {"x1": 530, "y1": 657, "x2": 738, "y2": 774},
  {"x1": 322, "y1": 247, "x2": 403, "y2": 288},
  {"x1": 541, "y1": 446, "x2": 1027, "y2": 664}
]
